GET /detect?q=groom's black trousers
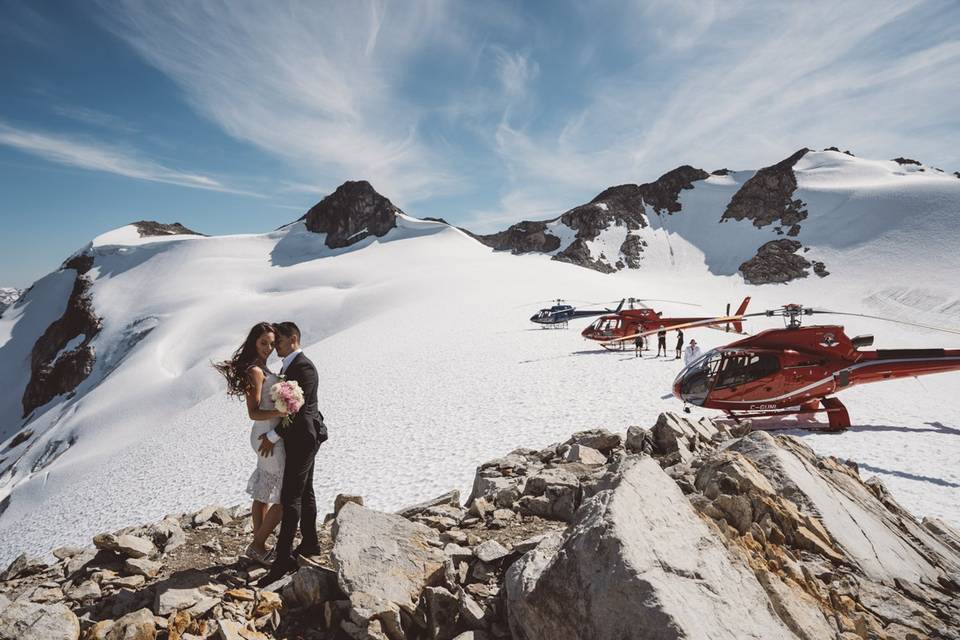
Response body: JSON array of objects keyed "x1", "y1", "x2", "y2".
[{"x1": 274, "y1": 427, "x2": 321, "y2": 562}]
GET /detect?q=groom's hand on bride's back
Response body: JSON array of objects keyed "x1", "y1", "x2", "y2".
[{"x1": 258, "y1": 434, "x2": 276, "y2": 457}]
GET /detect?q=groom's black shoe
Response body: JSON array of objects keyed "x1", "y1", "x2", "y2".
[
  {"x1": 256, "y1": 555, "x2": 298, "y2": 588},
  {"x1": 293, "y1": 543, "x2": 321, "y2": 557}
]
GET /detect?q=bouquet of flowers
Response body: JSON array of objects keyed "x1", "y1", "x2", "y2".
[{"x1": 270, "y1": 379, "x2": 305, "y2": 428}]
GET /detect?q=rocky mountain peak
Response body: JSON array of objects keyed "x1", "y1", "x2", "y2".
[
  {"x1": 303, "y1": 180, "x2": 403, "y2": 249},
  {"x1": 721, "y1": 147, "x2": 811, "y2": 233},
  {"x1": 132, "y1": 221, "x2": 204, "y2": 238}
]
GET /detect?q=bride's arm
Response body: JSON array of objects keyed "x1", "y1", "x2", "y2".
[{"x1": 245, "y1": 367, "x2": 283, "y2": 421}]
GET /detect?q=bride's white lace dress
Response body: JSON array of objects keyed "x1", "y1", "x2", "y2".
[{"x1": 247, "y1": 370, "x2": 286, "y2": 503}]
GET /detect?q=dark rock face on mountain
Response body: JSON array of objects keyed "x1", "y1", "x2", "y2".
[
  {"x1": 303, "y1": 181, "x2": 402, "y2": 249},
  {"x1": 475, "y1": 166, "x2": 709, "y2": 273},
  {"x1": 892, "y1": 157, "x2": 921, "y2": 166},
  {"x1": 636, "y1": 165, "x2": 710, "y2": 215},
  {"x1": 722, "y1": 148, "x2": 810, "y2": 230},
  {"x1": 21, "y1": 254, "x2": 103, "y2": 417},
  {"x1": 132, "y1": 221, "x2": 205, "y2": 238},
  {"x1": 738, "y1": 239, "x2": 828, "y2": 284},
  {"x1": 0, "y1": 288, "x2": 22, "y2": 317},
  {"x1": 473, "y1": 221, "x2": 561, "y2": 255}
]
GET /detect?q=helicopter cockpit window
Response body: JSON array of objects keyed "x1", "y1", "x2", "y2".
[
  {"x1": 676, "y1": 349, "x2": 723, "y2": 405},
  {"x1": 714, "y1": 353, "x2": 780, "y2": 389}
]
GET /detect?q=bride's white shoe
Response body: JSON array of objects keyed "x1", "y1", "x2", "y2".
[{"x1": 245, "y1": 543, "x2": 272, "y2": 565}]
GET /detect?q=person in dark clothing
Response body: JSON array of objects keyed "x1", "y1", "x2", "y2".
[
  {"x1": 634, "y1": 334, "x2": 644, "y2": 357},
  {"x1": 675, "y1": 329, "x2": 684, "y2": 360},
  {"x1": 257, "y1": 322, "x2": 328, "y2": 586},
  {"x1": 656, "y1": 328, "x2": 667, "y2": 357}
]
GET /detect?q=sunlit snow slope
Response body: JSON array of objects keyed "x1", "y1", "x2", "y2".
[{"x1": 1, "y1": 154, "x2": 959, "y2": 564}]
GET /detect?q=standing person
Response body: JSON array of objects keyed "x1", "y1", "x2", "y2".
[
  {"x1": 634, "y1": 334, "x2": 644, "y2": 358},
  {"x1": 257, "y1": 322, "x2": 328, "y2": 585},
  {"x1": 683, "y1": 339, "x2": 702, "y2": 365},
  {"x1": 675, "y1": 330, "x2": 684, "y2": 360},
  {"x1": 214, "y1": 322, "x2": 286, "y2": 564},
  {"x1": 656, "y1": 328, "x2": 667, "y2": 357}
]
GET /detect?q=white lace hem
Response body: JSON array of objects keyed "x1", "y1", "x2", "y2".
[{"x1": 246, "y1": 467, "x2": 283, "y2": 504}]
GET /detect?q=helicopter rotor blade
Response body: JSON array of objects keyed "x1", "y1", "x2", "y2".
[
  {"x1": 808, "y1": 310, "x2": 960, "y2": 336},
  {"x1": 632, "y1": 298, "x2": 703, "y2": 308},
  {"x1": 600, "y1": 314, "x2": 749, "y2": 345}
]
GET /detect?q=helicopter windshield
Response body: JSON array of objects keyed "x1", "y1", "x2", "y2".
[
  {"x1": 676, "y1": 349, "x2": 781, "y2": 405},
  {"x1": 675, "y1": 349, "x2": 723, "y2": 405}
]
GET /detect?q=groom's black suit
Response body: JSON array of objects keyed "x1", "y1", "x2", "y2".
[{"x1": 272, "y1": 351, "x2": 327, "y2": 566}]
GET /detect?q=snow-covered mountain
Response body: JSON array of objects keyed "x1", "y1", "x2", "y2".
[
  {"x1": 476, "y1": 149, "x2": 960, "y2": 286},
  {"x1": 0, "y1": 289, "x2": 22, "y2": 317},
  {"x1": 1, "y1": 151, "x2": 959, "y2": 564}
]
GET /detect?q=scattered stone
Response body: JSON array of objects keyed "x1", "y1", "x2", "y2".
[
  {"x1": 0, "y1": 601, "x2": 80, "y2": 640},
  {"x1": 125, "y1": 557, "x2": 163, "y2": 578},
  {"x1": 475, "y1": 540, "x2": 510, "y2": 564},
  {"x1": 108, "y1": 575, "x2": 147, "y2": 589},
  {"x1": 564, "y1": 429, "x2": 622, "y2": 454},
  {"x1": 29, "y1": 585, "x2": 65, "y2": 603},
  {"x1": 66, "y1": 580, "x2": 101, "y2": 602},
  {"x1": 51, "y1": 546, "x2": 84, "y2": 561},
  {"x1": 0, "y1": 553, "x2": 47, "y2": 581},
  {"x1": 93, "y1": 533, "x2": 120, "y2": 552},
  {"x1": 106, "y1": 608, "x2": 156, "y2": 640},
  {"x1": 562, "y1": 444, "x2": 606, "y2": 465},
  {"x1": 281, "y1": 566, "x2": 339, "y2": 608},
  {"x1": 116, "y1": 535, "x2": 157, "y2": 559},
  {"x1": 396, "y1": 490, "x2": 460, "y2": 520}
]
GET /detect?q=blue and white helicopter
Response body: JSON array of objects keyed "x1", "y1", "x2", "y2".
[{"x1": 529, "y1": 299, "x2": 625, "y2": 328}]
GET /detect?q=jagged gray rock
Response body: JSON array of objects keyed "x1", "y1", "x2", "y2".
[
  {"x1": 0, "y1": 600, "x2": 79, "y2": 640},
  {"x1": 505, "y1": 457, "x2": 799, "y2": 640},
  {"x1": 332, "y1": 502, "x2": 446, "y2": 639}
]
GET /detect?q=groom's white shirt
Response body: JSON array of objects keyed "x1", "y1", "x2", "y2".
[{"x1": 265, "y1": 349, "x2": 303, "y2": 444}]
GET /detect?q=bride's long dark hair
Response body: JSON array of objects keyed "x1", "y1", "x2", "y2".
[{"x1": 214, "y1": 322, "x2": 275, "y2": 398}]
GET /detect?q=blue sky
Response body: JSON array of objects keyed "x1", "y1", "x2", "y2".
[{"x1": 2, "y1": 0, "x2": 959, "y2": 287}]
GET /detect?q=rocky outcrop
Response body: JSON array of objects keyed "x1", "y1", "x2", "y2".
[
  {"x1": 132, "y1": 221, "x2": 204, "y2": 238},
  {"x1": 722, "y1": 148, "x2": 810, "y2": 230},
  {"x1": 3, "y1": 416, "x2": 958, "y2": 640},
  {"x1": 505, "y1": 457, "x2": 798, "y2": 639},
  {"x1": 303, "y1": 181, "x2": 403, "y2": 249},
  {"x1": 0, "y1": 288, "x2": 21, "y2": 317},
  {"x1": 475, "y1": 165, "x2": 709, "y2": 273},
  {"x1": 472, "y1": 221, "x2": 561, "y2": 255},
  {"x1": 21, "y1": 254, "x2": 103, "y2": 417},
  {"x1": 738, "y1": 239, "x2": 828, "y2": 285},
  {"x1": 892, "y1": 157, "x2": 921, "y2": 166}
]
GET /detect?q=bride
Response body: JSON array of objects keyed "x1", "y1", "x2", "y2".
[{"x1": 215, "y1": 321, "x2": 286, "y2": 562}]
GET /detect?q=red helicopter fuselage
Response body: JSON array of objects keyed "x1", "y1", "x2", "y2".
[
  {"x1": 672, "y1": 325, "x2": 960, "y2": 429},
  {"x1": 582, "y1": 305, "x2": 746, "y2": 346}
]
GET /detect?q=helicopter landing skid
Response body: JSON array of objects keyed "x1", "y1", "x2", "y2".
[
  {"x1": 540, "y1": 321, "x2": 568, "y2": 329},
  {"x1": 724, "y1": 398, "x2": 850, "y2": 433}
]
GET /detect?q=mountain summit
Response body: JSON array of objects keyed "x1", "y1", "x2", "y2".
[{"x1": 302, "y1": 180, "x2": 404, "y2": 249}]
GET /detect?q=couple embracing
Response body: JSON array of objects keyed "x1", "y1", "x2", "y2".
[{"x1": 216, "y1": 321, "x2": 327, "y2": 586}]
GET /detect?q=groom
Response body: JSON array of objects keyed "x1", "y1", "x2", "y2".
[{"x1": 258, "y1": 321, "x2": 328, "y2": 585}]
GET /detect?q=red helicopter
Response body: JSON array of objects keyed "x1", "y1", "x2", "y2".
[
  {"x1": 582, "y1": 297, "x2": 751, "y2": 349},
  {"x1": 667, "y1": 304, "x2": 960, "y2": 430}
]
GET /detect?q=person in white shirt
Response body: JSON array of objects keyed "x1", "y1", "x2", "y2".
[{"x1": 683, "y1": 339, "x2": 702, "y2": 365}]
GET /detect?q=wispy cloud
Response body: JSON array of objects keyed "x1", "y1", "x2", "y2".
[
  {"x1": 51, "y1": 105, "x2": 140, "y2": 134},
  {"x1": 484, "y1": 0, "x2": 960, "y2": 223},
  {"x1": 0, "y1": 121, "x2": 257, "y2": 195},
  {"x1": 99, "y1": 0, "x2": 466, "y2": 206}
]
